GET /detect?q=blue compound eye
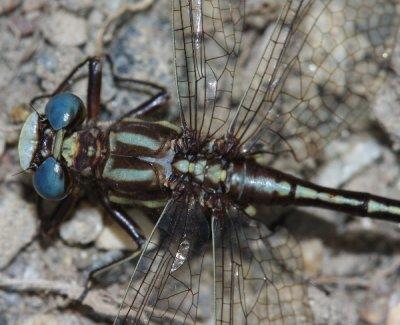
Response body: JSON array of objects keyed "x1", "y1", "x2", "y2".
[
  {"x1": 33, "y1": 157, "x2": 72, "y2": 200},
  {"x1": 45, "y1": 93, "x2": 85, "y2": 130}
]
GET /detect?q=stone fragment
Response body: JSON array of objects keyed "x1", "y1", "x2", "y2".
[
  {"x1": 0, "y1": 0, "x2": 22, "y2": 15},
  {"x1": 22, "y1": 0, "x2": 46, "y2": 12},
  {"x1": 59, "y1": 205, "x2": 103, "y2": 245},
  {"x1": 373, "y1": 77, "x2": 400, "y2": 152},
  {"x1": 35, "y1": 46, "x2": 83, "y2": 92},
  {"x1": 309, "y1": 287, "x2": 358, "y2": 325},
  {"x1": 0, "y1": 187, "x2": 37, "y2": 268},
  {"x1": 0, "y1": 131, "x2": 5, "y2": 158},
  {"x1": 60, "y1": 0, "x2": 93, "y2": 12},
  {"x1": 315, "y1": 136, "x2": 381, "y2": 188},
  {"x1": 301, "y1": 239, "x2": 324, "y2": 277},
  {"x1": 95, "y1": 221, "x2": 137, "y2": 251},
  {"x1": 387, "y1": 299, "x2": 400, "y2": 325},
  {"x1": 41, "y1": 10, "x2": 87, "y2": 47},
  {"x1": 96, "y1": 209, "x2": 152, "y2": 251},
  {"x1": 23, "y1": 313, "x2": 88, "y2": 325}
]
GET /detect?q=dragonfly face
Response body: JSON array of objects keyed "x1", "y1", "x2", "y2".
[{"x1": 18, "y1": 93, "x2": 85, "y2": 200}]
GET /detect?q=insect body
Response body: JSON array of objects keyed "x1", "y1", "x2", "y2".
[
  {"x1": 17, "y1": 0, "x2": 400, "y2": 323},
  {"x1": 18, "y1": 87, "x2": 400, "y2": 324}
]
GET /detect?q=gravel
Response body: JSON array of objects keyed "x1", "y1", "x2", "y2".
[
  {"x1": 41, "y1": 10, "x2": 87, "y2": 47},
  {"x1": 0, "y1": 187, "x2": 37, "y2": 268},
  {"x1": 59, "y1": 204, "x2": 103, "y2": 245},
  {"x1": 1, "y1": 1, "x2": 400, "y2": 324}
]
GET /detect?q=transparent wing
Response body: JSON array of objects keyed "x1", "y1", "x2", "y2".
[
  {"x1": 229, "y1": 0, "x2": 400, "y2": 161},
  {"x1": 115, "y1": 198, "x2": 210, "y2": 324},
  {"x1": 212, "y1": 206, "x2": 312, "y2": 324},
  {"x1": 172, "y1": 0, "x2": 244, "y2": 141}
]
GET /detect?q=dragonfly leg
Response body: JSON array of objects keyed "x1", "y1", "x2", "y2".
[
  {"x1": 30, "y1": 57, "x2": 102, "y2": 115},
  {"x1": 105, "y1": 54, "x2": 169, "y2": 120},
  {"x1": 98, "y1": 194, "x2": 146, "y2": 247},
  {"x1": 116, "y1": 90, "x2": 169, "y2": 121},
  {"x1": 86, "y1": 58, "x2": 102, "y2": 120},
  {"x1": 78, "y1": 195, "x2": 146, "y2": 302},
  {"x1": 78, "y1": 249, "x2": 141, "y2": 303},
  {"x1": 39, "y1": 191, "x2": 80, "y2": 235}
]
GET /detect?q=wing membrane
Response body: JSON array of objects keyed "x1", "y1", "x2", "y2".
[
  {"x1": 172, "y1": 0, "x2": 245, "y2": 141},
  {"x1": 212, "y1": 206, "x2": 312, "y2": 324},
  {"x1": 229, "y1": 0, "x2": 400, "y2": 161},
  {"x1": 115, "y1": 198, "x2": 210, "y2": 324}
]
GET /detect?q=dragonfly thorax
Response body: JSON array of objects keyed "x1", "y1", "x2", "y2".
[
  {"x1": 61, "y1": 127, "x2": 104, "y2": 176},
  {"x1": 99, "y1": 119, "x2": 180, "y2": 208},
  {"x1": 172, "y1": 158, "x2": 227, "y2": 189}
]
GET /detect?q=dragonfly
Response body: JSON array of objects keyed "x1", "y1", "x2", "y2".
[{"x1": 16, "y1": 0, "x2": 400, "y2": 323}]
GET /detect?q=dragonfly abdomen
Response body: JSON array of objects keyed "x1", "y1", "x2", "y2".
[{"x1": 227, "y1": 161, "x2": 400, "y2": 222}]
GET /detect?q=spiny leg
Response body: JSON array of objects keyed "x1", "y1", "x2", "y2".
[
  {"x1": 86, "y1": 58, "x2": 102, "y2": 120},
  {"x1": 31, "y1": 57, "x2": 93, "y2": 108},
  {"x1": 30, "y1": 57, "x2": 103, "y2": 122},
  {"x1": 38, "y1": 190, "x2": 80, "y2": 236},
  {"x1": 78, "y1": 191, "x2": 146, "y2": 302},
  {"x1": 105, "y1": 54, "x2": 169, "y2": 120}
]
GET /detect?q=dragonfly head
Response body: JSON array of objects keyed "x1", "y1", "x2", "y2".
[{"x1": 18, "y1": 92, "x2": 86, "y2": 200}]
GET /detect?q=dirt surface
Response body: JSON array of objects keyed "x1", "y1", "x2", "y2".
[{"x1": 1, "y1": 1, "x2": 400, "y2": 324}]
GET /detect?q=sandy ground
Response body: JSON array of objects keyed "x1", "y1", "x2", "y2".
[{"x1": 1, "y1": 0, "x2": 400, "y2": 324}]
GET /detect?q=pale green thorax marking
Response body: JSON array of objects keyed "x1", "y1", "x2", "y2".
[
  {"x1": 103, "y1": 158, "x2": 155, "y2": 182},
  {"x1": 173, "y1": 159, "x2": 227, "y2": 184},
  {"x1": 61, "y1": 132, "x2": 78, "y2": 167},
  {"x1": 53, "y1": 129, "x2": 65, "y2": 160},
  {"x1": 115, "y1": 132, "x2": 160, "y2": 151},
  {"x1": 109, "y1": 194, "x2": 167, "y2": 208},
  {"x1": 206, "y1": 163, "x2": 226, "y2": 184},
  {"x1": 87, "y1": 145, "x2": 95, "y2": 157},
  {"x1": 174, "y1": 159, "x2": 189, "y2": 173},
  {"x1": 244, "y1": 205, "x2": 257, "y2": 217},
  {"x1": 154, "y1": 120, "x2": 181, "y2": 133}
]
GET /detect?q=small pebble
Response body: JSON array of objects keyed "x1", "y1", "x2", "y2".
[
  {"x1": 309, "y1": 288, "x2": 358, "y2": 325},
  {"x1": 359, "y1": 299, "x2": 387, "y2": 324},
  {"x1": 301, "y1": 239, "x2": 324, "y2": 277},
  {"x1": 9, "y1": 103, "x2": 30, "y2": 124},
  {"x1": 387, "y1": 299, "x2": 400, "y2": 325},
  {"x1": 315, "y1": 137, "x2": 381, "y2": 188},
  {"x1": 0, "y1": 131, "x2": 5, "y2": 157},
  {"x1": 22, "y1": 313, "x2": 87, "y2": 325},
  {"x1": 0, "y1": 0, "x2": 22, "y2": 15},
  {"x1": 373, "y1": 77, "x2": 400, "y2": 152},
  {"x1": 95, "y1": 221, "x2": 137, "y2": 251},
  {"x1": 59, "y1": 205, "x2": 103, "y2": 245},
  {"x1": 96, "y1": 208, "x2": 153, "y2": 251},
  {"x1": 60, "y1": 0, "x2": 93, "y2": 12},
  {"x1": 22, "y1": 0, "x2": 45, "y2": 12},
  {"x1": 35, "y1": 46, "x2": 83, "y2": 92},
  {"x1": 41, "y1": 10, "x2": 87, "y2": 47},
  {"x1": 9, "y1": 15, "x2": 35, "y2": 37},
  {"x1": 0, "y1": 188, "x2": 37, "y2": 268}
]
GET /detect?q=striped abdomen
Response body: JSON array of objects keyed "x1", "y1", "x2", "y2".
[{"x1": 227, "y1": 161, "x2": 400, "y2": 222}]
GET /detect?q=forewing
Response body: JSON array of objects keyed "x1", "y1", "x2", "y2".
[
  {"x1": 172, "y1": 0, "x2": 244, "y2": 140},
  {"x1": 212, "y1": 206, "x2": 312, "y2": 324},
  {"x1": 230, "y1": 0, "x2": 400, "y2": 161},
  {"x1": 115, "y1": 198, "x2": 210, "y2": 324}
]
